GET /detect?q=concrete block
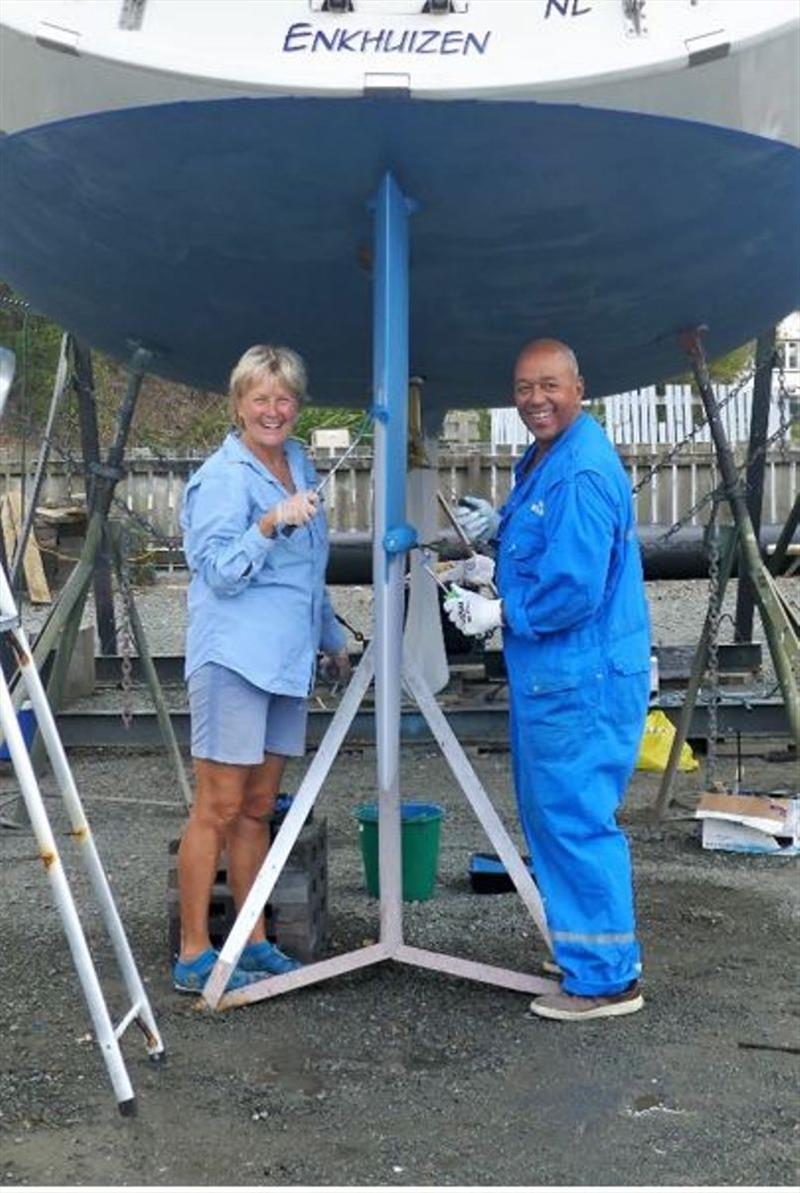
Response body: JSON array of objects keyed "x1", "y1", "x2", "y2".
[
  {"x1": 167, "y1": 819, "x2": 328, "y2": 961},
  {"x1": 62, "y1": 621, "x2": 96, "y2": 704}
]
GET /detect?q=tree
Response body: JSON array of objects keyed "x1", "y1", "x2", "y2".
[
  {"x1": 0, "y1": 284, "x2": 64, "y2": 436},
  {"x1": 667, "y1": 341, "x2": 756, "y2": 387}
]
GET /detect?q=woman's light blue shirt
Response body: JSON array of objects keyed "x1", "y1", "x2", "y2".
[{"x1": 181, "y1": 432, "x2": 345, "y2": 696}]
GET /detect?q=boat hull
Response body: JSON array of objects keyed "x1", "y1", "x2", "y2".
[
  {"x1": 1, "y1": 95, "x2": 798, "y2": 413},
  {"x1": 1, "y1": 2, "x2": 798, "y2": 412}
]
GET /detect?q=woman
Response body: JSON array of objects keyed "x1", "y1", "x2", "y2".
[{"x1": 173, "y1": 344, "x2": 349, "y2": 993}]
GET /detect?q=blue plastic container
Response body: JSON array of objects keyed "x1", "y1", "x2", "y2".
[{"x1": 0, "y1": 705, "x2": 37, "y2": 761}]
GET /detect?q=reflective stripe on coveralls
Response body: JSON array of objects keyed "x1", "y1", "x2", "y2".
[{"x1": 498, "y1": 413, "x2": 650, "y2": 997}]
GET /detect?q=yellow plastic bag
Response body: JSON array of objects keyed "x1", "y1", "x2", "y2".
[{"x1": 636, "y1": 709, "x2": 698, "y2": 773}]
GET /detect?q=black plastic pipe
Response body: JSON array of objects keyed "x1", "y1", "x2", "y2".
[{"x1": 324, "y1": 525, "x2": 791, "y2": 585}]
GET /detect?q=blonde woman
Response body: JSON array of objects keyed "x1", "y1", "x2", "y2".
[{"x1": 174, "y1": 345, "x2": 348, "y2": 993}]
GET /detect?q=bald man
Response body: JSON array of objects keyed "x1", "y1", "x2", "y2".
[{"x1": 444, "y1": 339, "x2": 650, "y2": 1021}]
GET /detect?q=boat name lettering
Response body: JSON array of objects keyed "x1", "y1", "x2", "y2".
[
  {"x1": 545, "y1": 0, "x2": 593, "y2": 16},
  {"x1": 283, "y1": 23, "x2": 492, "y2": 56}
]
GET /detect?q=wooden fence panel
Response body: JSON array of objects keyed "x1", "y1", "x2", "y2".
[{"x1": 0, "y1": 441, "x2": 796, "y2": 543}]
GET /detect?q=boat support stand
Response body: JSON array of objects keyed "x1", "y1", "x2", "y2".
[
  {"x1": 653, "y1": 326, "x2": 799, "y2": 820},
  {"x1": 2, "y1": 342, "x2": 191, "y2": 819},
  {"x1": 203, "y1": 172, "x2": 557, "y2": 1012}
]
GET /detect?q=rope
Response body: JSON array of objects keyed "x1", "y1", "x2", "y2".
[{"x1": 33, "y1": 540, "x2": 158, "y2": 566}]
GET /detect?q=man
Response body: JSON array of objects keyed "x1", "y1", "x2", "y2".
[{"x1": 443, "y1": 339, "x2": 650, "y2": 1021}]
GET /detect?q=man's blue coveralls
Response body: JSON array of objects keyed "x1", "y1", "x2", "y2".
[{"x1": 497, "y1": 412, "x2": 650, "y2": 996}]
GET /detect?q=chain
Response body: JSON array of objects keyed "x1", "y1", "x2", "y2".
[
  {"x1": 117, "y1": 524, "x2": 135, "y2": 730},
  {"x1": 704, "y1": 503, "x2": 722, "y2": 790},
  {"x1": 6, "y1": 329, "x2": 796, "y2": 577},
  {"x1": 46, "y1": 433, "x2": 181, "y2": 552},
  {"x1": 632, "y1": 366, "x2": 756, "y2": 496},
  {"x1": 626, "y1": 350, "x2": 795, "y2": 543},
  {"x1": 109, "y1": 498, "x2": 180, "y2": 557},
  {"x1": 656, "y1": 408, "x2": 798, "y2": 543}
]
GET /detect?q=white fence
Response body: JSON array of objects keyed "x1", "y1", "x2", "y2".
[
  {"x1": 2, "y1": 444, "x2": 796, "y2": 543},
  {"x1": 491, "y1": 383, "x2": 796, "y2": 451}
]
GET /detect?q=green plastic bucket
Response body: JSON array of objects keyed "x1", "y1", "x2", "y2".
[{"x1": 354, "y1": 800, "x2": 443, "y2": 902}]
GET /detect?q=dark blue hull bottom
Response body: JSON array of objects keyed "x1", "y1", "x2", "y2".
[{"x1": 1, "y1": 96, "x2": 797, "y2": 412}]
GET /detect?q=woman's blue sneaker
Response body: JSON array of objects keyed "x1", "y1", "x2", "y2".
[
  {"x1": 172, "y1": 947, "x2": 270, "y2": 994},
  {"x1": 238, "y1": 940, "x2": 303, "y2": 975}
]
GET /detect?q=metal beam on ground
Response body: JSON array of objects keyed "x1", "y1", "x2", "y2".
[
  {"x1": 50, "y1": 696, "x2": 791, "y2": 749},
  {"x1": 92, "y1": 642, "x2": 767, "y2": 688}
]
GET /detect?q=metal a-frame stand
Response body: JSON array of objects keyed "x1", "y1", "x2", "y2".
[
  {"x1": 2, "y1": 339, "x2": 191, "y2": 814},
  {"x1": 653, "y1": 326, "x2": 799, "y2": 820},
  {"x1": 203, "y1": 172, "x2": 557, "y2": 1012},
  {"x1": 0, "y1": 563, "x2": 166, "y2": 1111},
  {"x1": 0, "y1": 351, "x2": 165, "y2": 1113}
]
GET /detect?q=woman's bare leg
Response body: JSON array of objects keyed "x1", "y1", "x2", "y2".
[
  {"x1": 177, "y1": 758, "x2": 249, "y2": 961},
  {"x1": 224, "y1": 753, "x2": 287, "y2": 944}
]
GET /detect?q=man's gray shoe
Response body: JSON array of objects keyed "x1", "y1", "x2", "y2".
[{"x1": 530, "y1": 982, "x2": 643, "y2": 1021}]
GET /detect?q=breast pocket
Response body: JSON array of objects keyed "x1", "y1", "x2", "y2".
[{"x1": 506, "y1": 512, "x2": 545, "y2": 577}]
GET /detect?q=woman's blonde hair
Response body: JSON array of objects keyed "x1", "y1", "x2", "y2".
[{"x1": 228, "y1": 345, "x2": 308, "y2": 421}]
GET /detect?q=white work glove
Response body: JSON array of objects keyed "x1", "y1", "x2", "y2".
[
  {"x1": 437, "y1": 554, "x2": 495, "y2": 588},
  {"x1": 274, "y1": 490, "x2": 318, "y2": 528},
  {"x1": 456, "y1": 496, "x2": 501, "y2": 546},
  {"x1": 443, "y1": 585, "x2": 503, "y2": 637}
]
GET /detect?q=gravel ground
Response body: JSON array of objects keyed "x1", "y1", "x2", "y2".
[
  {"x1": 81, "y1": 572, "x2": 800, "y2": 666},
  {"x1": 0, "y1": 575, "x2": 797, "y2": 1187},
  {"x1": 22, "y1": 570, "x2": 795, "y2": 695}
]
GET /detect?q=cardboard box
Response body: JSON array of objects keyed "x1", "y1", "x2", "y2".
[{"x1": 695, "y1": 792, "x2": 799, "y2": 855}]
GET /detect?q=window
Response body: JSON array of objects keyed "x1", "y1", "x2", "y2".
[{"x1": 779, "y1": 340, "x2": 799, "y2": 371}]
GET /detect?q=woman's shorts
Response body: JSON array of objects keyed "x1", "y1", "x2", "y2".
[{"x1": 188, "y1": 662, "x2": 308, "y2": 765}]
